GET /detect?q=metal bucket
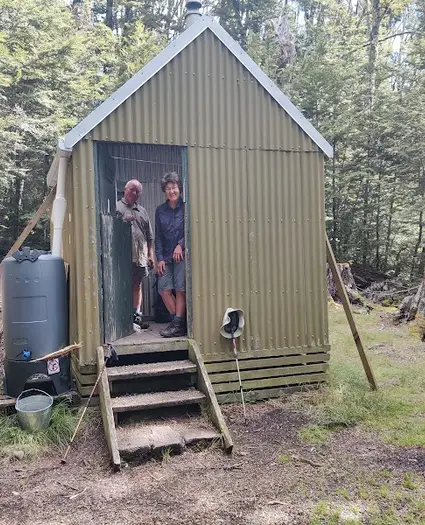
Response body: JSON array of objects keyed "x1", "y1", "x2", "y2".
[{"x1": 15, "y1": 389, "x2": 53, "y2": 432}]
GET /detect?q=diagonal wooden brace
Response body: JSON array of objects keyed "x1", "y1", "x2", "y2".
[{"x1": 326, "y1": 235, "x2": 378, "y2": 391}]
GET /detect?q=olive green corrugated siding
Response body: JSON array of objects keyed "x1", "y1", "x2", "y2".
[
  {"x1": 247, "y1": 150, "x2": 329, "y2": 353},
  {"x1": 89, "y1": 30, "x2": 318, "y2": 153},
  {"x1": 67, "y1": 141, "x2": 101, "y2": 366},
  {"x1": 189, "y1": 147, "x2": 328, "y2": 360},
  {"x1": 189, "y1": 147, "x2": 252, "y2": 356},
  {"x1": 72, "y1": 26, "x2": 328, "y2": 369}
]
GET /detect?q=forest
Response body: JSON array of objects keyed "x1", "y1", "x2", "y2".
[{"x1": 1, "y1": 0, "x2": 425, "y2": 282}]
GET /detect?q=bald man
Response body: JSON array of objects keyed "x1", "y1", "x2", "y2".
[{"x1": 117, "y1": 179, "x2": 154, "y2": 329}]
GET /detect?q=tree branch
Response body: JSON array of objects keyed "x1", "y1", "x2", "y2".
[
  {"x1": 362, "y1": 31, "x2": 418, "y2": 48},
  {"x1": 344, "y1": 31, "x2": 418, "y2": 57}
]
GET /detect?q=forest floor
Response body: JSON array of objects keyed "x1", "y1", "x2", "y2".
[{"x1": 0, "y1": 306, "x2": 424, "y2": 525}]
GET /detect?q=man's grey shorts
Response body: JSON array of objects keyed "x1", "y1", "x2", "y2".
[{"x1": 158, "y1": 261, "x2": 186, "y2": 292}]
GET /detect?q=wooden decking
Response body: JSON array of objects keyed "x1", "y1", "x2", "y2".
[{"x1": 113, "y1": 322, "x2": 187, "y2": 346}]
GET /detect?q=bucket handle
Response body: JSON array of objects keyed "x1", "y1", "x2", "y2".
[{"x1": 16, "y1": 388, "x2": 53, "y2": 405}]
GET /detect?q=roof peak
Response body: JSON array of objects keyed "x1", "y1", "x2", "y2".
[{"x1": 58, "y1": 16, "x2": 332, "y2": 158}]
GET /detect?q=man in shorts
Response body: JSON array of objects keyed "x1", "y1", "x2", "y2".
[{"x1": 117, "y1": 179, "x2": 154, "y2": 329}]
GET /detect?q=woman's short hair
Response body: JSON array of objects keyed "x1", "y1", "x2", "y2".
[{"x1": 160, "y1": 172, "x2": 182, "y2": 193}]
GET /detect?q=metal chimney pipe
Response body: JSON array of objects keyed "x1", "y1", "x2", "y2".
[{"x1": 185, "y1": 1, "x2": 202, "y2": 27}]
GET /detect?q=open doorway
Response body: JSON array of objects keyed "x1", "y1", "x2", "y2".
[{"x1": 95, "y1": 142, "x2": 189, "y2": 344}]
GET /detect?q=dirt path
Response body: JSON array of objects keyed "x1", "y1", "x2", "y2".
[
  {"x1": 1, "y1": 308, "x2": 425, "y2": 524},
  {"x1": 0, "y1": 401, "x2": 424, "y2": 525}
]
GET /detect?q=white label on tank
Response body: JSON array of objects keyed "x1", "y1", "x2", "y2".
[{"x1": 47, "y1": 358, "x2": 60, "y2": 375}]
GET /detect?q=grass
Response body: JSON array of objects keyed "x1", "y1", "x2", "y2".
[
  {"x1": 295, "y1": 304, "x2": 425, "y2": 447},
  {"x1": 402, "y1": 473, "x2": 419, "y2": 491},
  {"x1": 309, "y1": 467, "x2": 425, "y2": 525},
  {"x1": 310, "y1": 501, "x2": 352, "y2": 524},
  {"x1": 298, "y1": 424, "x2": 331, "y2": 444},
  {"x1": 298, "y1": 306, "x2": 425, "y2": 524},
  {"x1": 277, "y1": 453, "x2": 291, "y2": 464},
  {"x1": 0, "y1": 402, "x2": 79, "y2": 458},
  {"x1": 161, "y1": 446, "x2": 171, "y2": 465}
]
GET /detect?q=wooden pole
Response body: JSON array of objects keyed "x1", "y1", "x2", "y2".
[
  {"x1": 326, "y1": 235, "x2": 378, "y2": 391},
  {"x1": 1, "y1": 186, "x2": 56, "y2": 263}
]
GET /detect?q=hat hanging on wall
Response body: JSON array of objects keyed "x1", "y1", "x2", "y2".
[{"x1": 220, "y1": 308, "x2": 245, "y2": 339}]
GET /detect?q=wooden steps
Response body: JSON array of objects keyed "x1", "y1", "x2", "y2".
[
  {"x1": 117, "y1": 421, "x2": 220, "y2": 460},
  {"x1": 107, "y1": 360, "x2": 197, "y2": 381},
  {"x1": 97, "y1": 340, "x2": 233, "y2": 470},
  {"x1": 111, "y1": 389, "x2": 206, "y2": 413}
]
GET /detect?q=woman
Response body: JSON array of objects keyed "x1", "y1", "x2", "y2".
[{"x1": 155, "y1": 172, "x2": 186, "y2": 338}]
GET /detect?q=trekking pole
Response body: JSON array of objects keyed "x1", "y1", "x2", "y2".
[
  {"x1": 231, "y1": 327, "x2": 247, "y2": 424},
  {"x1": 61, "y1": 345, "x2": 117, "y2": 464}
]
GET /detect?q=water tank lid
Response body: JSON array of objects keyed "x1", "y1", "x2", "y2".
[{"x1": 12, "y1": 247, "x2": 47, "y2": 263}]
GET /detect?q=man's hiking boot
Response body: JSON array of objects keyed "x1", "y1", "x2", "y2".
[
  {"x1": 160, "y1": 319, "x2": 187, "y2": 338},
  {"x1": 134, "y1": 312, "x2": 149, "y2": 329}
]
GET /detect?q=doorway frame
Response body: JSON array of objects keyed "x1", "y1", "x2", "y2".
[{"x1": 93, "y1": 141, "x2": 193, "y2": 343}]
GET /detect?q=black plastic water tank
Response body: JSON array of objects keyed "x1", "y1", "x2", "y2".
[{"x1": 1, "y1": 248, "x2": 70, "y2": 397}]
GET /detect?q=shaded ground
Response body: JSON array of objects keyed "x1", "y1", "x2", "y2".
[
  {"x1": 0, "y1": 401, "x2": 424, "y2": 525},
  {"x1": 0, "y1": 308, "x2": 424, "y2": 524}
]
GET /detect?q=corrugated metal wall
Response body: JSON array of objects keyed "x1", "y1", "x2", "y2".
[
  {"x1": 67, "y1": 26, "x2": 329, "y2": 392},
  {"x1": 62, "y1": 142, "x2": 101, "y2": 368},
  {"x1": 189, "y1": 147, "x2": 328, "y2": 359}
]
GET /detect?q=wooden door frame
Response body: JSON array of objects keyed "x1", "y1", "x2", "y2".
[
  {"x1": 93, "y1": 141, "x2": 106, "y2": 343},
  {"x1": 94, "y1": 141, "x2": 193, "y2": 340},
  {"x1": 182, "y1": 147, "x2": 193, "y2": 337}
]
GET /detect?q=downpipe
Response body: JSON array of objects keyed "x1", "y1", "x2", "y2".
[{"x1": 51, "y1": 154, "x2": 69, "y2": 257}]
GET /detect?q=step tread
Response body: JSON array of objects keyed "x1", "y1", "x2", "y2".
[
  {"x1": 113, "y1": 341, "x2": 188, "y2": 356},
  {"x1": 116, "y1": 421, "x2": 220, "y2": 456},
  {"x1": 107, "y1": 360, "x2": 197, "y2": 381},
  {"x1": 111, "y1": 389, "x2": 206, "y2": 413}
]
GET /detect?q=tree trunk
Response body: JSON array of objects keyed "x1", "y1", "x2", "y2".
[
  {"x1": 327, "y1": 262, "x2": 363, "y2": 305},
  {"x1": 394, "y1": 278, "x2": 425, "y2": 340},
  {"x1": 106, "y1": 0, "x2": 114, "y2": 29},
  {"x1": 410, "y1": 167, "x2": 425, "y2": 279},
  {"x1": 367, "y1": 0, "x2": 381, "y2": 108},
  {"x1": 331, "y1": 141, "x2": 338, "y2": 254},
  {"x1": 231, "y1": 0, "x2": 247, "y2": 50},
  {"x1": 383, "y1": 190, "x2": 395, "y2": 271},
  {"x1": 410, "y1": 210, "x2": 423, "y2": 280},
  {"x1": 362, "y1": 178, "x2": 370, "y2": 266},
  {"x1": 362, "y1": 0, "x2": 381, "y2": 267},
  {"x1": 419, "y1": 245, "x2": 425, "y2": 278},
  {"x1": 12, "y1": 176, "x2": 22, "y2": 241},
  {"x1": 375, "y1": 169, "x2": 382, "y2": 270}
]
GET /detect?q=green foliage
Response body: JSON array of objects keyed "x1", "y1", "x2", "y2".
[
  {"x1": 0, "y1": 0, "x2": 165, "y2": 257},
  {"x1": 1, "y1": 0, "x2": 425, "y2": 278},
  {"x1": 117, "y1": 21, "x2": 167, "y2": 81}
]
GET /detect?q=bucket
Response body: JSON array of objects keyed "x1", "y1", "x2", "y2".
[{"x1": 15, "y1": 389, "x2": 53, "y2": 432}]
